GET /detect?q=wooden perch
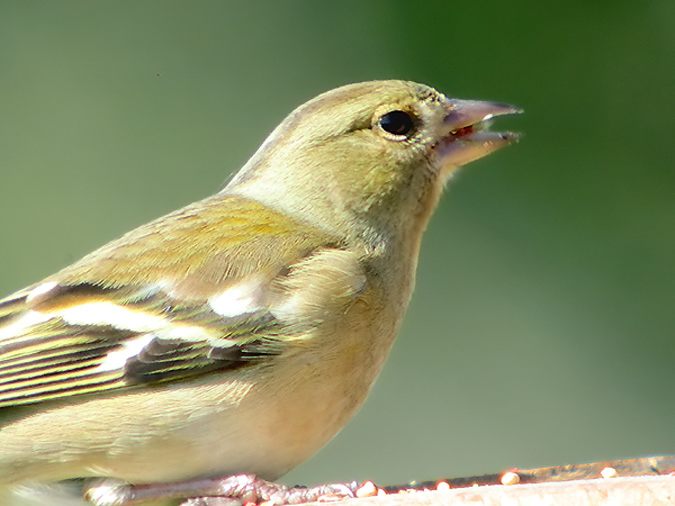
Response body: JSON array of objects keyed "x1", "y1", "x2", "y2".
[
  {"x1": 303, "y1": 456, "x2": 675, "y2": 506},
  {"x1": 304, "y1": 475, "x2": 674, "y2": 506}
]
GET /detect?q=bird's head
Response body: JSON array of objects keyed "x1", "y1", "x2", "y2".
[{"x1": 227, "y1": 80, "x2": 521, "y2": 247}]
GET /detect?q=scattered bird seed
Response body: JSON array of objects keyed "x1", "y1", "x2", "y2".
[
  {"x1": 436, "y1": 481, "x2": 451, "y2": 491},
  {"x1": 501, "y1": 471, "x2": 521, "y2": 485},
  {"x1": 355, "y1": 481, "x2": 378, "y2": 498}
]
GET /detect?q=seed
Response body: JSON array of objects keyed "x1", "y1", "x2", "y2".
[{"x1": 501, "y1": 471, "x2": 520, "y2": 485}]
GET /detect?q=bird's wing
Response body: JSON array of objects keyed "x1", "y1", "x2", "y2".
[{"x1": 0, "y1": 194, "x2": 362, "y2": 408}]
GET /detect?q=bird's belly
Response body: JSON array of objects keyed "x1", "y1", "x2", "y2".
[{"x1": 113, "y1": 316, "x2": 394, "y2": 482}]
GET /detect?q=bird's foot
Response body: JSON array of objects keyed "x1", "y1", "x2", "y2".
[
  {"x1": 179, "y1": 474, "x2": 359, "y2": 505},
  {"x1": 84, "y1": 474, "x2": 360, "y2": 505}
]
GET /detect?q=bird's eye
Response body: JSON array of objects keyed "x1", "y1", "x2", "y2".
[{"x1": 378, "y1": 110, "x2": 415, "y2": 137}]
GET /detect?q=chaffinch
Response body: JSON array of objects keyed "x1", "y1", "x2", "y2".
[{"x1": 0, "y1": 80, "x2": 520, "y2": 505}]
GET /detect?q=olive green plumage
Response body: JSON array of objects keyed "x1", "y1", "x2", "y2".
[{"x1": 0, "y1": 80, "x2": 519, "y2": 505}]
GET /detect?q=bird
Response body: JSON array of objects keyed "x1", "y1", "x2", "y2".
[{"x1": 0, "y1": 80, "x2": 520, "y2": 505}]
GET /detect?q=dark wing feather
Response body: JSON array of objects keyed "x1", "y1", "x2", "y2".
[{"x1": 0, "y1": 282, "x2": 283, "y2": 409}]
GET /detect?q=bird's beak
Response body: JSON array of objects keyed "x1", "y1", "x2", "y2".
[{"x1": 435, "y1": 99, "x2": 522, "y2": 169}]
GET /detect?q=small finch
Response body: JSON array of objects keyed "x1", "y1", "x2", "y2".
[{"x1": 0, "y1": 80, "x2": 520, "y2": 505}]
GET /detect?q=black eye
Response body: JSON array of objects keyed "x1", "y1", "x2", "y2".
[{"x1": 379, "y1": 110, "x2": 415, "y2": 137}]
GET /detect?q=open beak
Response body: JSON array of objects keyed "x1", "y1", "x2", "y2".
[{"x1": 436, "y1": 99, "x2": 522, "y2": 169}]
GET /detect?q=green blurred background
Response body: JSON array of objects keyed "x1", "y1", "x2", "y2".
[{"x1": 1, "y1": 0, "x2": 673, "y2": 487}]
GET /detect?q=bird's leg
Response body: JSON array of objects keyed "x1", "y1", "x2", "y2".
[{"x1": 84, "y1": 474, "x2": 359, "y2": 505}]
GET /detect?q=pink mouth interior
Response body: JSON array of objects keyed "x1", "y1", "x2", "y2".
[{"x1": 450, "y1": 125, "x2": 475, "y2": 139}]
